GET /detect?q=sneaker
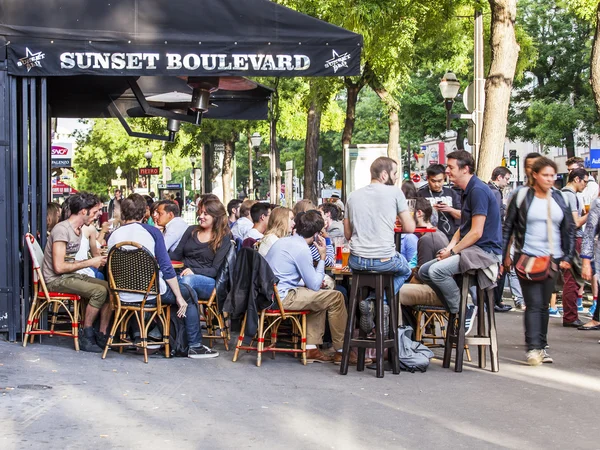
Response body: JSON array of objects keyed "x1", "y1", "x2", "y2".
[
  {"x1": 526, "y1": 349, "x2": 544, "y2": 366},
  {"x1": 548, "y1": 308, "x2": 561, "y2": 318},
  {"x1": 79, "y1": 330, "x2": 103, "y2": 353},
  {"x1": 465, "y1": 305, "x2": 477, "y2": 336},
  {"x1": 514, "y1": 302, "x2": 525, "y2": 311},
  {"x1": 188, "y1": 345, "x2": 219, "y2": 359},
  {"x1": 542, "y1": 349, "x2": 553, "y2": 364},
  {"x1": 359, "y1": 298, "x2": 375, "y2": 334},
  {"x1": 587, "y1": 301, "x2": 597, "y2": 318},
  {"x1": 577, "y1": 298, "x2": 584, "y2": 313},
  {"x1": 383, "y1": 303, "x2": 390, "y2": 338}
]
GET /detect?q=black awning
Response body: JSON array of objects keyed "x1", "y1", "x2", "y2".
[{"x1": 0, "y1": 0, "x2": 362, "y2": 78}]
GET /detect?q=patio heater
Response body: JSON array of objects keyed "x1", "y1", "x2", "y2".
[{"x1": 144, "y1": 151, "x2": 153, "y2": 192}]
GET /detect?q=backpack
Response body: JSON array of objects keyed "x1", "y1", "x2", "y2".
[
  {"x1": 169, "y1": 305, "x2": 189, "y2": 357},
  {"x1": 397, "y1": 325, "x2": 434, "y2": 373}
]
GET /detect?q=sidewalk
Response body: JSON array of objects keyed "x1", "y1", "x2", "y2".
[{"x1": 1, "y1": 310, "x2": 599, "y2": 450}]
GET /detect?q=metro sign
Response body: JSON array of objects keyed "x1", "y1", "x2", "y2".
[{"x1": 139, "y1": 167, "x2": 160, "y2": 175}]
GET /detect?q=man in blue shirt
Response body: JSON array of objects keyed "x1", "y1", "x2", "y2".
[
  {"x1": 266, "y1": 210, "x2": 351, "y2": 364},
  {"x1": 418, "y1": 151, "x2": 502, "y2": 315}
]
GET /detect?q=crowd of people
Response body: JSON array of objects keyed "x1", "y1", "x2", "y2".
[{"x1": 41, "y1": 152, "x2": 600, "y2": 367}]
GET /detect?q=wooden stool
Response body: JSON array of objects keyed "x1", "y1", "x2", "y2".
[
  {"x1": 340, "y1": 271, "x2": 400, "y2": 378},
  {"x1": 443, "y1": 271, "x2": 499, "y2": 372}
]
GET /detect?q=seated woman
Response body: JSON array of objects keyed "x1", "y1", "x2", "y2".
[
  {"x1": 258, "y1": 207, "x2": 294, "y2": 257},
  {"x1": 170, "y1": 196, "x2": 232, "y2": 300}
]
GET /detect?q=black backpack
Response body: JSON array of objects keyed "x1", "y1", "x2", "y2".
[{"x1": 169, "y1": 305, "x2": 189, "y2": 357}]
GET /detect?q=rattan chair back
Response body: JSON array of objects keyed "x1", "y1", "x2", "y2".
[{"x1": 107, "y1": 241, "x2": 160, "y2": 308}]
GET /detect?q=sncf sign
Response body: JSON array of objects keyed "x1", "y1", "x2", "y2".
[{"x1": 51, "y1": 146, "x2": 69, "y2": 156}]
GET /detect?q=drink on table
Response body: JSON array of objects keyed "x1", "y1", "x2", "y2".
[{"x1": 342, "y1": 247, "x2": 350, "y2": 268}]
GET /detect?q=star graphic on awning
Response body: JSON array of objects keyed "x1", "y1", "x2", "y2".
[{"x1": 17, "y1": 48, "x2": 45, "y2": 72}]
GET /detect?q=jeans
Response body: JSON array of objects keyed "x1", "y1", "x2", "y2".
[
  {"x1": 518, "y1": 263, "x2": 558, "y2": 351},
  {"x1": 161, "y1": 281, "x2": 202, "y2": 347},
  {"x1": 507, "y1": 268, "x2": 524, "y2": 305},
  {"x1": 180, "y1": 273, "x2": 216, "y2": 300},
  {"x1": 419, "y1": 252, "x2": 502, "y2": 314},
  {"x1": 562, "y1": 237, "x2": 582, "y2": 323},
  {"x1": 348, "y1": 252, "x2": 411, "y2": 295}
]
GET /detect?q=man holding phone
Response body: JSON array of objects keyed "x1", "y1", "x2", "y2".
[{"x1": 417, "y1": 164, "x2": 462, "y2": 241}]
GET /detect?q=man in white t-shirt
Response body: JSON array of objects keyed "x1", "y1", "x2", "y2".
[
  {"x1": 244, "y1": 202, "x2": 272, "y2": 241},
  {"x1": 344, "y1": 157, "x2": 415, "y2": 332},
  {"x1": 231, "y1": 199, "x2": 256, "y2": 241}
]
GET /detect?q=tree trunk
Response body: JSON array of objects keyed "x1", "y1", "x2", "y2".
[
  {"x1": 565, "y1": 131, "x2": 576, "y2": 159},
  {"x1": 271, "y1": 117, "x2": 281, "y2": 205},
  {"x1": 304, "y1": 100, "x2": 321, "y2": 204},
  {"x1": 477, "y1": 0, "x2": 520, "y2": 182},
  {"x1": 372, "y1": 86, "x2": 400, "y2": 165},
  {"x1": 590, "y1": 3, "x2": 600, "y2": 118},
  {"x1": 341, "y1": 78, "x2": 365, "y2": 200},
  {"x1": 222, "y1": 139, "x2": 234, "y2": 206}
]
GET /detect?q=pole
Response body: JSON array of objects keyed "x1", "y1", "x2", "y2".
[
  {"x1": 247, "y1": 136, "x2": 254, "y2": 200},
  {"x1": 473, "y1": 7, "x2": 484, "y2": 166},
  {"x1": 146, "y1": 158, "x2": 151, "y2": 193}
]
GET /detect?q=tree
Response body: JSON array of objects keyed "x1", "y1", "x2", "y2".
[{"x1": 477, "y1": 0, "x2": 520, "y2": 181}]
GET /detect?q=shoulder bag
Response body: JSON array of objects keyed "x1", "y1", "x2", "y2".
[{"x1": 515, "y1": 190, "x2": 555, "y2": 281}]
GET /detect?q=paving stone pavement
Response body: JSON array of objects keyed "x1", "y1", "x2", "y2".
[{"x1": 1, "y1": 310, "x2": 599, "y2": 450}]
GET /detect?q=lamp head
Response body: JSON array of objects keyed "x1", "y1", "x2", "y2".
[
  {"x1": 144, "y1": 151, "x2": 153, "y2": 161},
  {"x1": 250, "y1": 132, "x2": 262, "y2": 148},
  {"x1": 190, "y1": 155, "x2": 197, "y2": 165},
  {"x1": 439, "y1": 71, "x2": 461, "y2": 100}
]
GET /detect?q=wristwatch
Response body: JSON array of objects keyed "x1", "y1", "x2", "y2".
[{"x1": 450, "y1": 249, "x2": 456, "y2": 256}]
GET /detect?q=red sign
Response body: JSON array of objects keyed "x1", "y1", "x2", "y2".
[
  {"x1": 139, "y1": 167, "x2": 160, "y2": 175},
  {"x1": 51, "y1": 146, "x2": 69, "y2": 156},
  {"x1": 412, "y1": 174, "x2": 421, "y2": 183}
]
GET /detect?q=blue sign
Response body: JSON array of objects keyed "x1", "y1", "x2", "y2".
[{"x1": 589, "y1": 149, "x2": 600, "y2": 168}]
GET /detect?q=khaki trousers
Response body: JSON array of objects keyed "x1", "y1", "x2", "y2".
[
  {"x1": 47, "y1": 273, "x2": 108, "y2": 309},
  {"x1": 283, "y1": 288, "x2": 347, "y2": 349}
]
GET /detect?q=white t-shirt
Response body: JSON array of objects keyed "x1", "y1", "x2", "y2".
[
  {"x1": 231, "y1": 217, "x2": 253, "y2": 241},
  {"x1": 346, "y1": 183, "x2": 408, "y2": 258},
  {"x1": 245, "y1": 228, "x2": 264, "y2": 240}
]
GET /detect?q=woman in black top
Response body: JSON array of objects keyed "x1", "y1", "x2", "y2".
[{"x1": 170, "y1": 196, "x2": 232, "y2": 299}]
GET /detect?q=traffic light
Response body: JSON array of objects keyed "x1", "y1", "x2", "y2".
[
  {"x1": 509, "y1": 150, "x2": 517, "y2": 167},
  {"x1": 403, "y1": 168, "x2": 410, "y2": 180}
]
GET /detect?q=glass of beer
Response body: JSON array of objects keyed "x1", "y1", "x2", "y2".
[
  {"x1": 342, "y1": 246, "x2": 350, "y2": 268},
  {"x1": 585, "y1": 202, "x2": 591, "y2": 214}
]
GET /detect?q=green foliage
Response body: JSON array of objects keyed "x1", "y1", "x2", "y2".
[
  {"x1": 509, "y1": 0, "x2": 598, "y2": 152},
  {"x1": 565, "y1": 0, "x2": 599, "y2": 21}
]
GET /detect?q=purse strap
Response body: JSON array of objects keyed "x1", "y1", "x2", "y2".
[{"x1": 547, "y1": 190, "x2": 553, "y2": 258}]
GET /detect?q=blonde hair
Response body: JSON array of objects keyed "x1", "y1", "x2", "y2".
[
  {"x1": 293, "y1": 199, "x2": 316, "y2": 216},
  {"x1": 264, "y1": 207, "x2": 293, "y2": 239},
  {"x1": 239, "y1": 199, "x2": 257, "y2": 218}
]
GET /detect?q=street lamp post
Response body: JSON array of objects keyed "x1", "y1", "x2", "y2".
[
  {"x1": 144, "y1": 151, "x2": 153, "y2": 193},
  {"x1": 190, "y1": 155, "x2": 197, "y2": 192},
  {"x1": 439, "y1": 71, "x2": 461, "y2": 131},
  {"x1": 250, "y1": 132, "x2": 262, "y2": 199}
]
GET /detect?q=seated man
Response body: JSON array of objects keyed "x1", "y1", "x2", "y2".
[
  {"x1": 154, "y1": 200, "x2": 189, "y2": 252},
  {"x1": 414, "y1": 197, "x2": 449, "y2": 277},
  {"x1": 265, "y1": 210, "x2": 352, "y2": 364},
  {"x1": 107, "y1": 194, "x2": 218, "y2": 359},
  {"x1": 244, "y1": 202, "x2": 271, "y2": 241},
  {"x1": 319, "y1": 203, "x2": 344, "y2": 239},
  {"x1": 42, "y1": 193, "x2": 110, "y2": 353},
  {"x1": 344, "y1": 156, "x2": 415, "y2": 292},
  {"x1": 418, "y1": 151, "x2": 502, "y2": 315},
  {"x1": 231, "y1": 199, "x2": 256, "y2": 241},
  {"x1": 227, "y1": 199, "x2": 242, "y2": 229}
]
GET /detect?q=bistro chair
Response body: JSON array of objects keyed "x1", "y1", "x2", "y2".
[
  {"x1": 199, "y1": 288, "x2": 230, "y2": 350},
  {"x1": 23, "y1": 233, "x2": 82, "y2": 350},
  {"x1": 103, "y1": 242, "x2": 170, "y2": 363},
  {"x1": 233, "y1": 284, "x2": 308, "y2": 367}
]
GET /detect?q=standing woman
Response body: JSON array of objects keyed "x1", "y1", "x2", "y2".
[
  {"x1": 170, "y1": 196, "x2": 232, "y2": 300},
  {"x1": 502, "y1": 157, "x2": 574, "y2": 366}
]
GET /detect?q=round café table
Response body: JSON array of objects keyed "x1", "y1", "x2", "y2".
[{"x1": 394, "y1": 227, "x2": 437, "y2": 252}]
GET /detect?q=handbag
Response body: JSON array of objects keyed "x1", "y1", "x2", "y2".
[{"x1": 515, "y1": 190, "x2": 554, "y2": 282}]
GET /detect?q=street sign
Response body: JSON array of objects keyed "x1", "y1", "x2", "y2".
[
  {"x1": 412, "y1": 173, "x2": 421, "y2": 183},
  {"x1": 139, "y1": 167, "x2": 160, "y2": 175},
  {"x1": 589, "y1": 149, "x2": 600, "y2": 168},
  {"x1": 158, "y1": 183, "x2": 182, "y2": 189},
  {"x1": 111, "y1": 179, "x2": 126, "y2": 186}
]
